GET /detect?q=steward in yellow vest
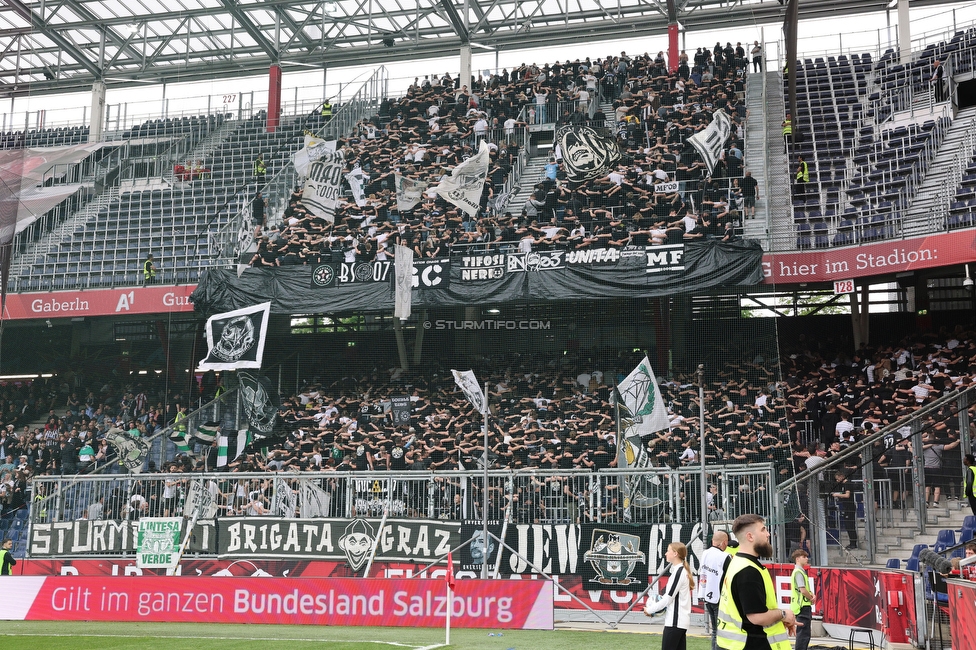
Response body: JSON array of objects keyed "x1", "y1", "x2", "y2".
[
  {"x1": 717, "y1": 514, "x2": 796, "y2": 650},
  {"x1": 790, "y1": 549, "x2": 816, "y2": 650}
]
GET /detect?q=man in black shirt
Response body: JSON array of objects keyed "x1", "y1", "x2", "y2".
[{"x1": 740, "y1": 171, "x2": 759, "y2": 219}]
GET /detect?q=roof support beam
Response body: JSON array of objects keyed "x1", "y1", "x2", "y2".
[
  {"x1": 218, "y1": 0, "x2": 279, "y2": 60},
  {"x1": 2, "y1": 0, "x2": 101, "y2": 77}
]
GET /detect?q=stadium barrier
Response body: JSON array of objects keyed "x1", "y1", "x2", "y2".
[
  {"x1": 947, "y1": 578, "x2": 976, "y2": 649},
  {"x1": 29, "y1": 464, "x2": 778, "y2": 530}
]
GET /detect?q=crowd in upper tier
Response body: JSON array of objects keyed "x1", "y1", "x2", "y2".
[{"x1": 250, "y1": 43, "x2": 758, "y2": 268}]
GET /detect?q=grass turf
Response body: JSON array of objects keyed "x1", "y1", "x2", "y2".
[{"x1": 0, "y1": 622, "x2": 717, "y2": 649}]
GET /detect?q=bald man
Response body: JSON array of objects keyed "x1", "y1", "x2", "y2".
[{"x1": 697, "y1": 530, "x2": 732, "y2": 650}]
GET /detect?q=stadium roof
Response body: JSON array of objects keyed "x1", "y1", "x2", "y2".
[{"x1": 0, "y1": 0, "x2": 967, "y2": 97}]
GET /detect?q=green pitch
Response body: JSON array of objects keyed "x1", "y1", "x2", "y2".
[{"x1": 0, "y1": 622, "x2": 717, "y2": 650}]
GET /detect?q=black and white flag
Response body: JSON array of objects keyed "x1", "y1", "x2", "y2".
[
  {"x1": 293, "y1": 136, "x2": 337, "y2": 177},
  {"x1": 302, "y1": 151, "x2": 345, "y2": 223},
  {"x1": 198, "y1": 302, "x2": 271, "y2": 371},
  {"x1": 688, "y1": 109, "x2": 732, "y2": 175},
  {"x1": 451, "y1": 369, "x2": 488, "y2": 415},
  {"x1": 395, "y1": 173, "x2": 427, "y2": 212},
  {"x1": 238, "y1": 372, "x2": 281, "y2": 440},
  {"x1": 345, "y1": 166, "x2": 367, "y2": 207},
  {"x1": 433, "y1": 140, "x2": 490, "y2": 217},
  {"x1": 555, "y1": 125, "x2": 621, "y2": 183}
]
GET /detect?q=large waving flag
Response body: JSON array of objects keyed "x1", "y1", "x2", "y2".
[
  {"x1": 451, "y1": 369, "x2": 487, "y2": 415},
  {"x1": 433, "y1": 140, "x2": 490, "y2": 217}
]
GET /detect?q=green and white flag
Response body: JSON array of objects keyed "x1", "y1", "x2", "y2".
[
  {"x1": 136, "y1": 517, "x2": 182, "y2": 569},
  {"x1": 217, "y1": 429, "x2": 251, "y2": 467},
  {"x1": 615, "y1": 356, "x2": 669, "y2": 468}
]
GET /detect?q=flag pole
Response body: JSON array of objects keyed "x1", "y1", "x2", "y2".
[
  {"x1": 697, "y1": 364, "x2": 708, "y2": 544},
  {"x1": 446, "y1": 574, "x2": 452, "y2": 645},
  {"x1": 482, "y1": 378, "x2": 489, "y2": 580}
]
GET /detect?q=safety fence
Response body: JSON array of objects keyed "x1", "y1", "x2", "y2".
[{"x1": 29, "y1": 464, "x2": 775, "y2": 531}]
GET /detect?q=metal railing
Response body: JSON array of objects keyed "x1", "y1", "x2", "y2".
[
  {"x1": 26, "y1": 462, "x2": 777, "y2": 537},
  {"x1": 774, "y1": 385, "x2": 976, "y2": 565}
]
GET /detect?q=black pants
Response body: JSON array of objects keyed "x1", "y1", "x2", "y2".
[
  {"x1": 968, "y1": 493, "x2": 976, "y2": 517},
  {"x1": 661, "y1": 626, "x2": 687, "y2": 650},
  {"x1": 796, "y1": 605, "x2": 812, "y2": 650},
  {"x1": 840, "y1": 507, "x2": 858, "y2": 545},
  {"x1": 705, "y1": 601, "x2": 719, "y2": 650}
]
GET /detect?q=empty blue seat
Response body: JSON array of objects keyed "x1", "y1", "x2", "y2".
[
  {"x1": 910, "y1": 544, "x2": 928, "y2": 560},
  {"x1": 906, "y1": 557, "x2": 920, "y2": 572},
  {"x1": 886, "y1": 558, "x2": 901, "y2": 569}
]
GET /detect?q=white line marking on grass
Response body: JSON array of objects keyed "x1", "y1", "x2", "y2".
[{"x1": 0, "y1": 634, "x2": 424, "y2": 647}]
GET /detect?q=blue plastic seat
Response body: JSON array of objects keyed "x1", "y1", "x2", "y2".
[
  {"x1": 910, "y1": 544, "x2": 928, "y2": 560},
  {"x1": 906, "y1": 557, "x2": 920, "y2": 572},
  {"x1": 886, "y1": 558, "x2": 901, "y2": 569}
]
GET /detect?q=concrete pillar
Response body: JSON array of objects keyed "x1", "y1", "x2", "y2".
[
  {"x1": 460, "y1": 44, "x2": 472, "y2": 91},
  {"x1": 88, "y1": 80, "x2": 106, "y2": 143},
  {"x1": 898, "y1": 0, "x2": 912, "y2": 64}
]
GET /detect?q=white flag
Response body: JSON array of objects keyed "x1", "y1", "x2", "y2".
[
  {"x1": 345, "y1": 166, "x2": 367, "y2": 207},
  {"x1": 395, "y1": 173, "x2": 427, "y2": 212},
  {"x1": 198, "y1": 302, "x2": 271, "y2": 371},
  {"x1": 433, "y1": 140, "x2": 490, "y2": 217},
  {"x1": 394, "y1": 244, "x2": 414, "y2": 321},
  {"x1": 451, "y1": 369, "x2": 488, "y2": 415},
  {"x1": 688, "y1": 109, "x2": 732, "y2": 175},
  {"x1": 302, "y1": 151, "x2": 345, "y2": 223},
  {"x1": 616, "y1": 356, "x2": 670, "y2": 438},
  {"x1": 293, "y1": 136, "x2": 337, "y2": 177}
]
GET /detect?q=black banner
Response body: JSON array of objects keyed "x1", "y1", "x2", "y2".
[
  {"x1": 413, "y1": 257, "x2": 451, "y2": 289},
  {"x1": 459, "y1": 520, "x2": 503, "y2": 572},
  {"x1": 28, "y1": 520, "x2": 216, "y2": 557},
  {"x1": 390, "y1": 395, "x2": 412, "y2": 426},
  {"x1": 192, "y1": 241, "x2": 764, "y2": 315},
  {"x1": 217, "y1": 518, "x2": 461, "y2": 565}
]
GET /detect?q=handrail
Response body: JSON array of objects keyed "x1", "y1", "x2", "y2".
[{"x1": 777, "y1": 385, "x2": 976, "y2": 494}]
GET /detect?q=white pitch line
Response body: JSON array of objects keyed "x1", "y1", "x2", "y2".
[{"x1": 0, "y1": 633, "x2": 426, "y2": 647}]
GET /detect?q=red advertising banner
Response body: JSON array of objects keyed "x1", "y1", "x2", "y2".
[
  {"x1": 1, "y1": 285, "x2": 196, "y2": 320},
  {"x1": 1, "y1": 576, "x2": 554, "y2": 629},
  {"x1": 11, "y1": 557, "x2": 914, "y2": 643},
  {"x1": 762, "y1": 229, "x2": 976, "y2": 284},
  {"x1": 947, "y1": 578, "x2": 976, "y2": 650}
]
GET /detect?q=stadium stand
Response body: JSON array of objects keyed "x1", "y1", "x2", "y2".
[{"x1": 251, "y1": 48, "x2": 749, "y2": 267}]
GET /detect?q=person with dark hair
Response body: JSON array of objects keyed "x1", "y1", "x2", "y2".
[
  {"x1": 698, "y1": 530, "x2": 732, "y2": 650},
  {"x1": 790, "y1": 548, "x2": 816, "y2": 650},
  {"x1": 717, "y1": 514, "x2": 796, "y2": 650},
  {"x1": 0, "y1": 538, "x2": 15, "y2": 575},
  {"x1": 964, "y1": 453, "x2": 976, "y2": 517},
  {"x1": 830, "y1": 471, "x2": 858, "y2": 550}
]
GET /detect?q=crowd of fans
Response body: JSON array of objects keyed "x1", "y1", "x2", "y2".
[
  {"x1": 250, "y1": 42, "x2": 755, "y2": 267},
  {"x1": 3, "y1": 323, "x2": 976, "y2": 527},
  {"x1": 0, "y1": 372, "x2": 219, "y2": 518}
]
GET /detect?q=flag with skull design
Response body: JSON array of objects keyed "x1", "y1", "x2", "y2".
[
  {"x1": 237, "y1": 371, "x2": 281, "y2": 441},
  {"x1": 555, "y1": 125, "x2": 621, "y2": 184}
]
